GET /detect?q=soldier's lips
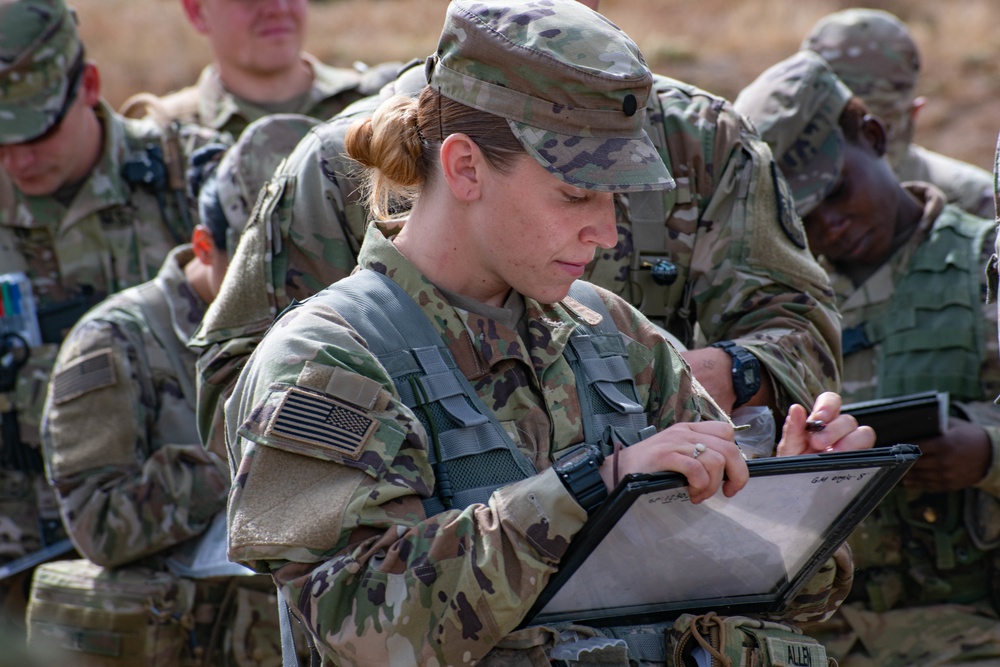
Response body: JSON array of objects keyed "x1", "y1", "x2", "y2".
[{"x1": 556, "y1": 260, "x2": 589, "y2": 278}]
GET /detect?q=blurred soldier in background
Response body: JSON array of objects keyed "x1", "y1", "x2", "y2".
[
  {"x1": 25, "y1": 115, "x2": 317, "y2": 665},
  {"x1": 123, "y1": 0, "x2": 400, "y2": 137},
  {"x1": 192, "y1": 0, "x2": 842, "y2": 461},
  {"x1": 737, "y1": 50, "x2": 1000, "y2": 666},
  {"x1": 802, "y1": 8, "x2": 994, "y2": 218},
  {"x1": 0, "y1": 0, "x2": 221, "y2": 629}
]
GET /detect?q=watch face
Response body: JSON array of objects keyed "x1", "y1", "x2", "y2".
[{"x1": 742, "y1": 367, "x2": 758, "y2": 385}]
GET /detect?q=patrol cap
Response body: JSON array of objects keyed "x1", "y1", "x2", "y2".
[
  {"x1": 214, "y1": 113, "x2": 320, "y2": 237},
  {"x1": 424, "y1": 0, "x2": 674, "y2": 193},
  {"x1": 0, "y1": 0, "x2": 84, "y2": 145},
  {"x1": 802, "y1": 9, "x2": 919, "y2": 124},
  {"x1": 734, "y1": 51, "x2": 853, "y2": 216}
]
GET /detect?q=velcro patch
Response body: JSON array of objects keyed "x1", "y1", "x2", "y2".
[
  {"x1": 264, "y1": 387, "x2": 377, "y2": 460},
  {"x1": 51, "y1": 349, "x2": 117, "y2": 405}
]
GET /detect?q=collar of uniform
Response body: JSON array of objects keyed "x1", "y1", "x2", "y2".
[
  {"x1": 304, "y1": 53, "x2": 364, "y2": 104},
  {"x1": 358, "y1": 223, "x2": 591, "y2": 380},
  {"x1": 19, "y1": 101, "x2": 131, "y2": 233},
  {"x1": 154, "y1": 243, "x2": 208, "y2": 346},
  {"x1": 196, "y1": 65, "x2": 244, "y2": 132}
]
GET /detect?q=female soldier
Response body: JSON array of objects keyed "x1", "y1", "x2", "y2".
[{"x1": 224, "y1": 2, "x2": 874, "y2": 665}]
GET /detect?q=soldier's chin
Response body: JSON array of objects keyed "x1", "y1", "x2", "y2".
[{"x1": 9, "y1": 172, "x2": 60, "y2": 197}]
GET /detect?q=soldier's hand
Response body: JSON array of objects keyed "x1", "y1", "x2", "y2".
[
  {"x1": 903, "y1": 417, "x2": 991, "y2": 492},
  {"x1": 777, "y1": 391, "x2": 874, "y2": 457},
  {"x1": 600, "y1": 421, "x2": 749, "y2": 504}
]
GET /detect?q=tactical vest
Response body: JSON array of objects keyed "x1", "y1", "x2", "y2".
[
  {"x1": 843, "y1": 208, "x2": 995, "y2": 611},
  {"x1": 842, "y1": 207, "x2": 990, "y2": 402},
  {"x1": 311, "y1": 270, "x2": 654, "y2": 516}
]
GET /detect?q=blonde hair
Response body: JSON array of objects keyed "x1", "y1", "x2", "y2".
[{"x1": 345, "y1": 87, "x2": 524, "y2": 220}]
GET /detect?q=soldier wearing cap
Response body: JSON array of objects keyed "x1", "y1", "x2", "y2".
[
  {"x1": 802, "y1": 8, "x2": 994, "y2": 219},
  {"x1": 224, "y1": 2, "x2": 872, "y2": 664},
  {"x1": 736, "y1": 50, "x2": 1000, "y2": 666},
  {"x1": 124, "y1": 0, "x2": 400, "y2": 137},
  {"x1": 0, "y1": 0, "x2": 222, "y2": 622},
  {"x1": 192, "y1": 1, "x2": 842, "y2": 461},
  {"x1": 26, "y1": 115, "x2": 318, "y2": 665}
]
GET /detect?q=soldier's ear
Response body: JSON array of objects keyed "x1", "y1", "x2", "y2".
[
  {"x1": 439, "y1": 133, "x2": 484, "y2": 202},
  {"x1": 81, "y1": 64, "x2": 101, "y2": 108},
  {"x1": 861, "y1": 114, "x2": 887, "y2": 158},
  {"x1": 191, "y1": 225, "x2": 215, "y2": 265},
  {"x1": 181, "y1": 0, "x2": 210, "y2": 34}
]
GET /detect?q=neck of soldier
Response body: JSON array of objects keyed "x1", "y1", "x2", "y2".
[
  {"x1": 184, "y1": 258, "x2": 216, "y2": 306},
  {"x1": 216, "y1": 56, "x2": 313, "y2": 106},
  {"x1": 393, "y1": 189, "x2": 512, "y2": 308}
]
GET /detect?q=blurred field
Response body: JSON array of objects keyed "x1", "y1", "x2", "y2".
[{"x1": 75, "y1": 0, "x2": 1000, "y2": 172}]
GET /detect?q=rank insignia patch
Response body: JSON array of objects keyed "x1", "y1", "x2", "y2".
[
  {"x1": 52, "y1": 349, "x2": 117, "y2": 404},
  {"x1": 265, "y1": 387, "x2": 377, "y2": 459}
]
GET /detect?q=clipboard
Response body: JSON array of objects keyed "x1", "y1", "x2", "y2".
[
  {"x1": 522, "y1": 444, "x2": 919, "y2": 628},
  {"x1": 841, "y1": 391, "x2": 948, "y2": 447}
]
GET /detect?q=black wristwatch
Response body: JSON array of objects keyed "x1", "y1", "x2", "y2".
[
  {"x1": 710, "y1": 341, "x2": 762, "y2": 409},
  {"x1": 553, "y1": 444, "x2": 608, "y2": 515}
]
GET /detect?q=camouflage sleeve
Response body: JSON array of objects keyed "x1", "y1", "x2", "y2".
[
  {"x1": 901, "y1": 145, "x2": 995, "y2": 220},
  {"x1": 686, "y1": 109, "x2": 841, "y2": 415},
  {"x1": 41, "y1": 317, "x2": 228, "y2": 568},
  {"x1": 226, "y1": 303, "x2": 590, "y2": 665},
  {"x1": 192, "y1": 115, "x2": 368, "y2": 451}
]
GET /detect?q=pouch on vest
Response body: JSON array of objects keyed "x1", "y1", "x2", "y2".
[
  {"x1": 669, "y1": 612, "x2": 827, "y2": 667},
  {"x1": 26, "y1": 559, "x2": 195, "y2": 667}
]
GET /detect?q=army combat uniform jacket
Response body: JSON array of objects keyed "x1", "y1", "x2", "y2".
[
  {"x1": 0, "y1": 101, "x2": 217, "y2": 563},
  {"x1": 809, "y1": 183, "x2": 1000, "y2": 665},
  {"x1": 896, "y1": 144, "x2": 994, "y2": 220},
  {"x1": 37, "y1": 246, "x2": 288, "y2": 666},
  {"x1": 192, "y1": 71, "x2": 841, "y2": 456},
  {"x1": 150, "y1": 54, "x2": 400, "y2": 138},
  {"x1": 225, "y1": 225, "x2": 850, "y2": 666}
]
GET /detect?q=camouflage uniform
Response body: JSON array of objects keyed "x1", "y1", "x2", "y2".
[
  {"x1": 738, "y1": 51, "x2": 1000, "y2": 667},
  {"x1": 34, "y1": 245, "x2": 285, "y2": 666},
  {"x1": 191, "y1": 42, "x2": 841, "y2": 458},
  {"x1": 222, "y1": 2, "x2": 849, "y2": 664},
  {"x1": 802, "y1": 8, "x2": 994, "y2": 218},
  {"x1": 29, "y1": 115, "x2": 320, "y2": 665},
  {"x1": 0, "y1": 0, "x2": 220, "y2": 602},
  {"x1": 137, "y1": 54, "x2": 401, "y2": 138},
  {"x1": 227, "y1": 225, "x2": 847, "y2": 666}
]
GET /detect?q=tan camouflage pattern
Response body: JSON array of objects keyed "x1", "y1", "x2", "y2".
[
  {"x1": 146, "y1": 54, "x2": 400, "y2": 138},
  {"x1": 806, "y1": 184, "x2": 1000, "y2": 664},
  {"x1": 0, "y1": 103, "x2": 222, "y2": 587},
  {"x1": 802, "y1": 8, "x2": 995, "y2": 218},
  {"x1": 40, "y1": 245, "x2": 228, "y2": 567},
  {"x1": 801, "y1": 8, "x2": 918, "y2": 171},
  {"x1": 428, "y1": 0, "x2": 672, "y2": 192},
  {"x1": 35, "y1": 247, "x2": 294, "y2": 666},
  {"x1": 897, "y1": 145, "x2": 994, "y2": 219},
  {"x1": 0, "y1": 0, "x2": 82, "y2": 144},
  {"x1": 193, "y1": 66, "x2": 841, "y2": 457},
  {"x1": 225, "y1": 224, "x2": 847, "y2": 665},
  {"x1": 734, "y1": 51, "x2": 854, "y2": 217},
  {"x1": 214, "y1": 113, "x2": 320, "y2": 241}
]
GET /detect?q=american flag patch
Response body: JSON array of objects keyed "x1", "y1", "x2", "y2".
[
  {"x1": 52, "y1": 349, "x2": 117, "y2": 404},
  {"x1": 265, "y1": 387, "x2": 377, "y2": 459}
]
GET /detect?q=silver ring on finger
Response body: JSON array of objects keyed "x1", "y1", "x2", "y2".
[{"x1": 691, "y1": 443, "x2": 707, "y2": 459}]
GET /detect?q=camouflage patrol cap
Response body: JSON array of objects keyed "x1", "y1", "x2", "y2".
[
  {"x1": 802, "y1": 9, "x2": 919, "y2": 168},
  {"x1": 734, "y1": 51, "x2": 853, "y2": 216},
  {"x1": 803, "y1": 9, "x2": 918, "y2": 121},
  {"x1": 0, "y1": 0, "x2": 84, "y2": 144},
  {"x1": 214, "y1": 114, "x2": 320, "y2": 236},
  {"x1": 424, "y1": 0, "x2": 674, "y2": 193}
]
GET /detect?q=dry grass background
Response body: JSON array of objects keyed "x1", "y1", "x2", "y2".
[{"x1": 75, "y1": 0, "x2": 1000, "y2": 172}]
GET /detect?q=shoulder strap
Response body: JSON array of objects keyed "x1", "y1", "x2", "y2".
[
  {"x1": 115, "y1": 281, "x2": 198, "y2": 411},
  {"x1": 566, "y1": 282, "x2": 654, "y2": 451},
  {"x1": 316, "y1": 270, "x2": 536, "y2": 516}
]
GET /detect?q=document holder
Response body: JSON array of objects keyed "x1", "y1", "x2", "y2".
[{"x1": 523, "y1": 444, "x2": 920, "y2": 627}]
